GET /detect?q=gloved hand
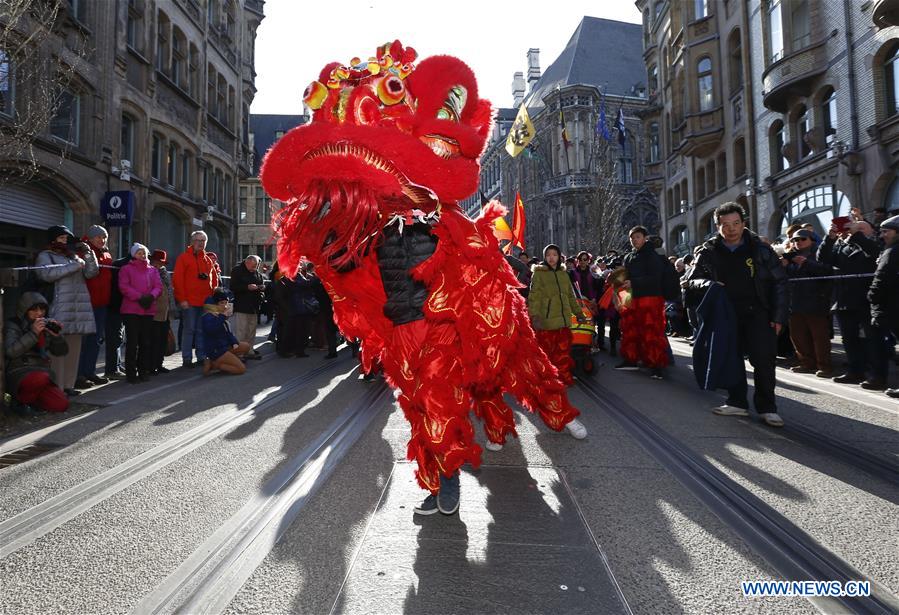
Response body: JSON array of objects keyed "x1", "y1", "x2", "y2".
[{"x1": 138, "y1": 294, "x2": 154, "y2": 309}]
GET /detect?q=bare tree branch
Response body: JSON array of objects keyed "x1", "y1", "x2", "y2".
[
  {"x1": 0, "y1": 0, "x2": 90, "y2": 185},
  {"x1": 585, "y1": 137, "x2": 628, "y2": 254}
]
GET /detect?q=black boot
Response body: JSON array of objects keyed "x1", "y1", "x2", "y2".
[{"x1": 609, "y1": 340, "x2": 617, "y2": 357}]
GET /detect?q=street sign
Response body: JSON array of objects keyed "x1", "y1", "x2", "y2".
[{"x1": 100, "y1": 191, "x2": 134, "y2": 227}]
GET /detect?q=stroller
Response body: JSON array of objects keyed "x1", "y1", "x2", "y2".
[{"x1": 570, "y1": 286, "x2": 598, "y2": 379}]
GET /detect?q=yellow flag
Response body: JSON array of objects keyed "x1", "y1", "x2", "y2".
[
  {"x1": 505, "y1": 103, "x2": 535, "y2": 157},
  {"x1": 493, "y1": 215, "x2": 514, "y2": 242}
]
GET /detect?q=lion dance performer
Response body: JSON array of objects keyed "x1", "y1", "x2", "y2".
[{"x1": 261, "y1": 40, "x2": 586, "y2": 516}]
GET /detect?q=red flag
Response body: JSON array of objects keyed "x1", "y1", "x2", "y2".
[{"x1": 506, "y1": 192, "x2": 526, "y2": 253}]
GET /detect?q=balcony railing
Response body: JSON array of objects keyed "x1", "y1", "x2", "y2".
[
  {"x1": 543, "y1": 173, "x2": 595, "y2": 194},
  {"x1": 762, "y1": 38, "x2": 829, "y2": 113}
]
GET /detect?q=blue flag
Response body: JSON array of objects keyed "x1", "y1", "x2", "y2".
[
  {"x1": 597, "y1": 94, "x2": 611, "y2": 141},
  {"x1": 616, "y1": 107, "x2": 627, "y2": 148}
]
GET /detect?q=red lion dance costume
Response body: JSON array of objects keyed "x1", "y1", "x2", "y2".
[{"x1": 261, "y1": 40, "x2": 580, "y2": 502}]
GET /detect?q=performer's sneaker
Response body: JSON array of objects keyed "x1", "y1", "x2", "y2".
[
  {"x1": 613, "y1": 361, "x2": 639, "y2": 371},
  {"x1": 712, "y1": 404, "x2": 749, "y2": 417},
  {"x1": 649, "y1": 368, "x2": 664, "y2": 380},
  {"x1": 438, "y1": 473, "x2": 460, "y2": 515},
  {"x1": 484, "y1": 441, "x2": 503, "y2": 452},
  {"x1": 565, "y1": 418, "x2": 588, "y2": 439},
  {"x1": 413, "y1": 494, "x2": 439, "y2": 516},
  {"x1": 760, "y1": 412, "x2": 784, "y2": 427}
]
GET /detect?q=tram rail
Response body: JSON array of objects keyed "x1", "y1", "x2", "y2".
[{"x1": 578, "y1": 378, "x2": 899, "y2": 615}]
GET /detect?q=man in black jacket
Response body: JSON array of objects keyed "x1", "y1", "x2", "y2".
[
  {"x1": 868, "y1": 215, "x2": 899, "y2": 398},
  {"x1": 616, "y1": 226, "x2": 678, "y2": 379},
  {"x1": 229, "y1": 255, "x2": 265, "y2": 359},
  {"x1": 686, "y1": 202, "x2": 787, "y2": 427},
  {"x1": 817, "y1": 220, "x2": 887, "y2": 389}
]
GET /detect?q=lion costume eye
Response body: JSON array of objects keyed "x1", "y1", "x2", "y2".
[
  {"x1": 377, "y1": 75, "x2": 406, "y2": 105},
  {"x1": 303, "y1": 81, "x2": 328, "y2": 110},
  {"x1": 436, "y1": 85, "x2": 467, "y2": 122}
]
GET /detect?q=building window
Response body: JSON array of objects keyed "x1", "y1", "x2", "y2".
[
  {"x1": 649, "y1": 122, "x2": 660, "y2": 162},
  {"x1": 694, "y1": 0, "x2": 708, "y2": 20},
  {"x1": 227, "y1": 86, "x2": 235, "y2": 130},
  {"x1": 239, "y1": 186, "x2": 248, "y2": 222},
  {"x1": 201, "y1": 165, "x2": 209, "y2": 201},
  {"x1": 68, "y1": 0, "x2": 87, "y2": 22},
  {"x1": 648, "y1": 65, "x2": 658, "y2": 96},
  {"x1": 696, "y1": 167, "x2": 706, "y2": 201},
  {"x1": 167, "y1": 142, "x2": 177, "y2": 187},
  {"x1": 172, "y1": 28, "x2": 186, "y2": 88},
  {"x1": 618, "y1": 138, "x2": 634, "y2": 184},
  {"x1": 238, "y1": 244, "x2": 252, "y2": 261},
  {"x1": 188, "y1": 44, "x2": 199, "y2": 99},
  {"x1": 770, "y1": 120, "x2": 788, "y2": 173},
  {"x1": 212, "y1": 169, "x2": 222, "y2": 206},
  {"x1": 255, "y1": 187, "x2": 267, "y2": 224},
  {"x1": 716, "y1": 152, "x2": 727, "y2": 188},
  {"x1": 50, "y1": 90, "x2": 79, "y2": 145},
  {"x1": 259, "y1": 243, "x2": 274, "y2": 263},
  {"x1": 767, "y1": 0, "x2": 783, "y2": 64},
  {"x1": 217, "y1": 75, "x2": 226, "y2": 124},
  {"x1": 126, "y1": 0, "x2": 142, "y2": 51},
  {"x1": 697, "y1": 58, "x2": 714, "y2": 111},
  {"x1": 120, "y1": 114, "x2": 134, "y2": 165},
  {"x1": 151, "y1": 135, "x2": 161, "y2": 179},
  {"x1": 791, "y1": 0, "x2": 810, "y2": 51},
  {"x1": 181, "y1": 152, "x2": 191, "y2": 194},
  {"x1": 705, "y1": 160, "x2": 715, "y2": 195},
  {"x1": 224, "y1": 175, "x2": 232, "y2": 216},
  {"x1": 728, "y1": 30, "x2": 743, "y2": 94},
  {"x1": 1, "y1": 50, "x2": 14, "y2": 118},
  {"x1": 795, "y1": 105, "x2": 810, "y2": 159},
  {"x1": 886, "y1": 45, "x2": 899, "y2": 117},
  {"x1": 207, "y1": 64, "x2": 216, "y2": 116},
  {"x1": 156, "y1": 11, "x2": 170, "y2": 74},
  {"x1": 821, "y1": 87, "x2": 837, "y2": 137},
  {"x1": 781, "y1": 185, "x2": 850, "y2": 236}
]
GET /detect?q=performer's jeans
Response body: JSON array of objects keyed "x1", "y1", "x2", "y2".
[
  {"x1": 78, "y1": 306, "x2": 106, "y2": 378},
  {"x1": 180, "y1": 306, "x2": 206, "y2": 362},
  {"x1": 727, "y1": 308, "x2": 778, "y2": 414}
]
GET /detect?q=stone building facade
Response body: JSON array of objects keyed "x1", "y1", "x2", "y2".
[
  {"x1": 636, "y1": 0, "x2": 899, "y2": 254},
  {"x1": 236, "y1": 113, "x2": 305, "y2": 267},
  {"x1": 465, "y1": 18, "x2": 657, "y2": 257},
  {"x1": 0, "y1": 0, "x2": 264, "y2": 270}
]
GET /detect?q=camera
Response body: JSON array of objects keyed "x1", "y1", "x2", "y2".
[
  {"x1": 44, "y1": 319, "x2": 61, "y2": 334},
  {"x1": 197, "y1": 272, "x2": 209, "y2": 281}
]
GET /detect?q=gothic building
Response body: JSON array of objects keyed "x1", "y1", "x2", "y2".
[
  {"x1": 0, "y1": 0, "x2": 264, "y2": 269},
  {"x1": 477, "y1": 17, "x2": 656, "y2": 257}
]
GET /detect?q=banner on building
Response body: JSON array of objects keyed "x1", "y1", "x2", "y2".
[
  {"x1": 100, "y1": 191, "x2": 135, "y2": 227},
  {"x1": 505, "y1": 103, "x2": 535, "y2": 158}
]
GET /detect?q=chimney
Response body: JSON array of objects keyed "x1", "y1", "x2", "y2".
[
  {"x1": 526, "y1": 48, "x2": 541, "y2": 92},
  {"x1": 512, "y1": 72, "x2": 526, "y2": 106}
]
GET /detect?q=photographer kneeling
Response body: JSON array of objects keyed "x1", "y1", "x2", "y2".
[
  {"x1": 4, "y1": 292, "x2": 69, "y2": 414},
  {"x1": 201, "y1": 288, "x2": 251, "y2": 376}
]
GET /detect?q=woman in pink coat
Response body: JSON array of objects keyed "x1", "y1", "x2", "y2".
[{"x1": 119, "y1": 243, "x2": 162, "y2": 383}]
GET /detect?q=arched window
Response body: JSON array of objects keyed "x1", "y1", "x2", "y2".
[
  {"x1": 172, "y1": 28, "x2": 187, "y2": 88},
  {"x1": 697, "y1": 58, "x2": 713, "y2": 111},
  {"x1": 769, "y1": 120, "x2": 788, "y2": 172},
  {"x1": 821, "y1": 87, "x2": 838, "y2": 136},
  {"x1": 780, "y1": 185, "x2": 850, "y2": 236},
  {"x1": 886, "y1": 44, "x2": 899, "y2": 117},
  {"x1": 733, "y1": 137, "x2": 746, "y2": 178},
  {"x1": 885, "y1": 175, "x2": 899, "y2": 213},
  {"x1": 728, "y1": 30, "x2": 743, "y2": 93},
  {"x1": 156, "y1": 11, "x2": 170, "y2": 74},
  {"x1": 1, "y1": 50, "x2": 15, "y2": 117}
]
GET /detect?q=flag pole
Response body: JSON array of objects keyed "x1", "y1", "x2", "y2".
[{"x1": 558, "y1": 85, "x2": 572, "y2": 175}]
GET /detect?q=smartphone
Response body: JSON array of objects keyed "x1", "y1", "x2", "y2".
[{"x1": 832, "y1": 216, "x2": 850, "y2": 232}]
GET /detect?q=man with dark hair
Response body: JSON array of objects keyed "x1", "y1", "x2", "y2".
[
  {"x1": 616, "y1": 226, "x2": 679, "y2": 379},
  {"x1": 686, "y1": 202, "x2": 788, "y2": 427}
]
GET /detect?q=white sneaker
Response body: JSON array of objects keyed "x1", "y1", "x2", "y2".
[
  {"x1": 712, "y1": 404, "x2": 749, "y2": 417},
  {"x1": 760, "y1": 412, "x2": 784, "y2": 427},
  {"x1": 565, "y1": 418, "x2": 587, "y2": 439},
  {"x1": 484, "y1": 441, "x2": 503, "y2": 452}
]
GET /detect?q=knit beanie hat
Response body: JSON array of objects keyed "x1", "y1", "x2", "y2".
[
  {"x1": 130, "y1": 242, "x2": 148, "y2": 257},
  {"x1": 543, "y1": 244, "x2": 562, "y2": 259},
  {"x1": 86, "y1": 225, "x2": 108, "y2": 239},
  {"x1": 881, "y1": 214, "x2": 899, "y2": 232}
]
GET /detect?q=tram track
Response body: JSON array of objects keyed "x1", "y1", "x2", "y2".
[
  {"x1": 578, "y1": 378, "x2": 899, "y2": 615},
  {"x1": 134, "y1": 380, "x2": 391, "y2": 615},
  {"x1": 0, "y1": 353, "x2": 354, "y2": 559}
]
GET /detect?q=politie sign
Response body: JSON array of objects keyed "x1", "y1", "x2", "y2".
[{"x1": 100, "y1": 191, "x2": 134, "y2": 227}]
